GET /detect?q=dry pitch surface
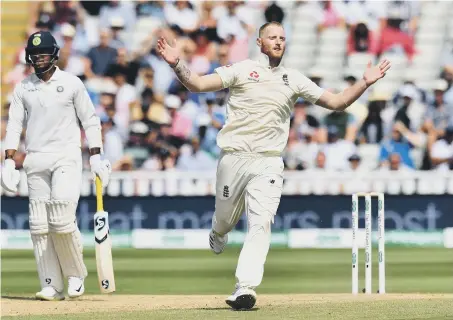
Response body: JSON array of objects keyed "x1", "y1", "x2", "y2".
[{"x1": 2, "y1": 294, "x2": 453, "y2": 320}]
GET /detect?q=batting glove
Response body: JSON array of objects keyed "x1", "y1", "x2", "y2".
[
  {"x1": 89, "y1": 155, "x2": 112, "y2": 187},
  {"x1": 1, "y1": 159, "x2": 20, "y2": 193}
]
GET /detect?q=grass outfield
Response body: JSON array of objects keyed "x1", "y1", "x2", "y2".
[{"x1": 2, "y1": 248, "x2": 453, "y2": 319}]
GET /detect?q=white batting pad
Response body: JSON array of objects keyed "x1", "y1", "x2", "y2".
[
  {"x1": 29, "y1": 199, "x2": 64, "y2": 291},
  {"x1": 29, "y1": 199, "x2": 49, "y2": 234},
  {"x1": 31, "y1": 234, "x2": 64, "y2": 292},
  {"x1": 47, "y1": 200, "x2": 78, "y2": 233},
  {"x1": 47, "y1": 200, "x2": 87, "y2": 278}
]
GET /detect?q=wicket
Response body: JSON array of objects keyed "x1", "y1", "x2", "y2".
[{"x1": 351, "y1": 192, "x2": 385, "y2": 294}]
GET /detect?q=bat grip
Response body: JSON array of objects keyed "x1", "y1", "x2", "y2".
[{"x1": 95, "y1": 176, "x2": 104, "y2": 212}]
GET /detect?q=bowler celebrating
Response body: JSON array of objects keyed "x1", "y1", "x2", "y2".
[
  {"x1": 157, "y1": 22, "x2": 390, "y2": 310},
  {"x1": 1, "y1": 31, "x2": 111, "y2": 300}
]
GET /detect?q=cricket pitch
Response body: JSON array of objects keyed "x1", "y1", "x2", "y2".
[{"x1": 2, "y1": 293, "x2": 453, "y2": 319}]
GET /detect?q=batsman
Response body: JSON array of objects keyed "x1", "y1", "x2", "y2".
[{"x1": 1, "y1": 31, "x2": 111, "y2": 300}]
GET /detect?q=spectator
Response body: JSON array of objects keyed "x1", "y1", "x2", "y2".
[
  {"x1": 284, "y1": 127, "x2": 319, "y2": 170},
  {"x1": 320, "y1": 110, "x2": 358, "y2": 143},
  {"x1": 95, "y1": 85, "x2": 117, "y2": 117},
  {"x1": 430, "y1": 126, "x2": 453, "y2": 171},
  {"x1": 322, "y1": 126, "x2": 356, "y2": 171},
  {"x1": 165, "y1": 95, "x2": 193, "y2": 148},
  {"x1": 216, "y1": 1, "x2": 254, "y2": 42},
  {"x1": 380, "y1": 152, "x2": 414, "y2": 172},
  {"x1": 108, "y1": 17, "x2": 127, "y2": 50},
  {"x1": 283, "y1": 128, "x2": 306, "y2": 171},
  {"x1": 101, "y1": 115, "x2": 124, "y2": 168},
  {"x1": 136, "y1": 0, "x2": 165, "y2": 19},
  {"x1": 359, "y1": 90, "x2": 390, "y2": 144},
  {"x1": 55, "y1": 23, "x2": 85, "y2": 78},
  {"x1": 85, "y1": 29, "x2": 117, "y2": 77},
  {"x1": 197, "y1": 112, "x2": 221, "y2": 158},
  {"x1": 423, "y1": 80, "x2": 452, "y2": 139},
  {"x1": 347, "y1": 22, "x2": 378, "y2": 55},
  {"x1": 53, "y1": 0, "x2": 79, "y2": 26},
  {"x1": 110, "y1": 65, "x2": 137, "y2": 136},
  {"x1": 377, "y1": 10, "x2": 415, "y2": 60},
  {"x1": 379, "y1": 122, "x2": 421, "y2": 169},
  {"x1": 393, "y1": 84, "x2": 425, "y2": 132},
  {"x1": 209, "y1": 43, "x2": 231, "y2": 73},
  {"x1": 442, "y1": 65, "x2": 453, "y2": 108},
  {"x1": 319, "y1": 0, "x2": 346, "y2": 32},
  {"x1": 105, "y1": 47, "x2": 140, "y2": 85},
  {"x1": 137, "y1": 66, "x2": 156, "y2": 109},
  {"x1": 3, "y1": 49, "x2": 32, "y2": 88},
  {"x1": 164, "y1": 0, "x2": 199, "y2": 35},
  {"x1": 176, "y1": 137, "x2": 217, "y2": 171},
  {"x1": 198, "y1": 1, "x2": 220, "y2": 42},
  {"x1": 192, "y1": 29, "x2": 217, "y2": 67},
  {"x1": 347, "y1": 154, "x2": 363, "y2": 171},
  {"x1": 292, "y1": 98, "x2": 321, "y2": 141},
  {"x1": 264, "y1": 2, "x2": 284, "y2": 24},
  {"x1": 339, "y1": 1, "x2": 385, "y2": 31},
  {"x1": 99, "y1": 1, "x2": 136, "y2": 34},
  {"x1": 311, "y1": 151, "x2": 327, "y2": 171},
  {"x1": 383, "y1": 1, "x2": 420, "y2": 35},
  {"x1": 183, "y1": 37, "x2": 211, "y2": 76}
]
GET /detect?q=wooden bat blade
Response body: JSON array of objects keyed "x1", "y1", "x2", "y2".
[{"x1": 94, "y1": 210, "x2": 116, "y2": 293}]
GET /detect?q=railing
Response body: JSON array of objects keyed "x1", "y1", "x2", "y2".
[{"x1": 3, "y1": 170, "x2": 453, "y2": 197}]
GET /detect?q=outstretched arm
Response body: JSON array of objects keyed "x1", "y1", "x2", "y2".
[
  {"x1": 316, "y1": 59, "x2": 391, "y2": 111},
  {"x1": 157, "y1": 37, "x2": 223, "y2": 93}
]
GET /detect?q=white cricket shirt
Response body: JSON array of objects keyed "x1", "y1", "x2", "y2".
[
  {"x1": 215, "y1": 53, "x2": 324, "y2": 155},
  {"x1": 4, "y1": 67, "x2": 102, "y2": 153}
]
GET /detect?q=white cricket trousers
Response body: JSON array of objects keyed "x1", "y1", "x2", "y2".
[{"x1": 212, "y1": 151, "x2": 284, "y2": 289}]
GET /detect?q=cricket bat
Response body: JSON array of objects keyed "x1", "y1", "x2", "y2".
[{"x1": 94, "y1": 176, "x2": 116, "y2": 293}]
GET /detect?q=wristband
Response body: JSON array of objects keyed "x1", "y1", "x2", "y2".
[{"x1": 171, "y1": 58, "x2": 180, "y2": 69}]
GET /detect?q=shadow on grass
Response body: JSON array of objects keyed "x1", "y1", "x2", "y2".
[
  {"x1": 1, "y1": 296, "x2": 36, "y2": 301},
  {"x1": 196, "y1": 307, "x2": 259, "y2": 312}
]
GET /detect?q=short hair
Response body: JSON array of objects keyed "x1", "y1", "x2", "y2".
[{"x1": 258, "y1": 21, "x2": 283, "y2": 37}]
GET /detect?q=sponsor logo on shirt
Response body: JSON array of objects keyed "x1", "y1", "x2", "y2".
[
  {"x1": 248, "y1": 71, "x2": 260, "y2": 82},
  {"x1": 282, "y1": 74, "x2": 289, "y2": 86}
]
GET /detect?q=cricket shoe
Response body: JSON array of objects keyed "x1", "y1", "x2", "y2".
[
  {"x1": 35, "y1": 286, "x2": 65, "y2": 301},
  {"x1": 209, "y1": 230, "x2": 228, "y2": 254},
  {"x1": 225, "y1": 286, "x2": 257, "y2": 310},
  {"x1": 68, "y1": 276, "x2": 85, "y2": 298}
]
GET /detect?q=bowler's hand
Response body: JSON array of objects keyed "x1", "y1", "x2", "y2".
[
  {"x1": 1, "y1": 159, "x2": 20, "y2": 193},
  {"x1": 363, "y1": 59, "x2": 391, "y2": 86},
  {"x1": 89, "y1": 155, "x2": 111, "y2": 187},
  {"x1": 157, "y1": 37, "x2": 180, "y2": 67}
]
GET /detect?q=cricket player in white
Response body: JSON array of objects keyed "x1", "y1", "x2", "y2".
[
  {"x1": 157, "y1": 22, "x2": 391, "y2": 310},
  {"x1": 1, "y1": 31, "x2": 111, "y2": 301}
]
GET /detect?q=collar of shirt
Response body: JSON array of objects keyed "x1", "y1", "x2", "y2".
[
  {"x1": 30, "y1": 66, "x2": 63, "y2": 84},
  {"x1": 255, "y1": 52, "x2": 283, "y2": 72}
]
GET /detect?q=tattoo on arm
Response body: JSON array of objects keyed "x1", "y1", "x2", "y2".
[{"x1": 173, "y1": 60, "x2": 192, "y2": 85}]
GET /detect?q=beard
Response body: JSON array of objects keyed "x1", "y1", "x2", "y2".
[{"x1": 261, "y1": 45, "x2": 285, "y2": 61}]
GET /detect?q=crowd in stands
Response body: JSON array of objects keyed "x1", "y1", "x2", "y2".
[{"x1": 2, "y1": 0, "x2": 453, "y2": 173}]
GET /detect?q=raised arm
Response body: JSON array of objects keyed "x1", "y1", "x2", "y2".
[
  {"x1": 316, "y1": 60, "x2": 391, "y2": 111},
  {"x1": 157, "y1": 37, "x2": 224, "y2": 93}
]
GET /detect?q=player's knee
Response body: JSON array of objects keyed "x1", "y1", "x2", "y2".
[
  {"x1": 248, "y1": 213, "x2": 273, "y2": 234},
  {"x1": 212, "y1": 213, "x2": 235, "y2": 235},
  {"x1": 29, "y1": 199, "x2": 48, "y2": 235},
  {"x1": 47, "y1": 200, "x2": 78, "y2": 233}
]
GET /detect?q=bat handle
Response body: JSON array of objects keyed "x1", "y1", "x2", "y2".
[{"x1": 95, "y1": 176, "x2": 104, "y2": 212}]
